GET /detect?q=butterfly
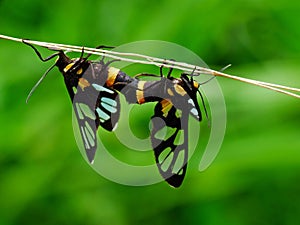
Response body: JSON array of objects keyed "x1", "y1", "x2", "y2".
[
  {"x1": 134, "y1": 68, "x2": 204, "y2": 187},
  {"x1": 23, "y1": 41, "x2": 133, "y2": 163},
  {"x1": 24, "y1": 41, "x2": 205, "y2": 187}
]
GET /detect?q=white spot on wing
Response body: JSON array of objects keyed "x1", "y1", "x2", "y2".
[
  {"x1": 112, "y1": 122, "x2": 119, "y2": 131},
  {"x1": 101, "y1": 102, "x2": 117, "y2": 113},
  {"x1": 102, "y1": 97, "x2": 117, "y2": 107},
  {"x1": 188, "y1": 99, "x2": 195, "y2": 106},
  {"x1": 78, "y1": 103, "x2": 96, "y2": 120},
  {"x1": 81, "y1": 126, "x2": 90, "y2": 149},
  {"x1": 92, "y1": 84, "x2": 114, "y2": 94},
  {"x1": 75, "y1": 103, "x2": 84, "y2": 120},
  {"x1": 96, "y1": 107, "x2": 110, "y2": 121},
  {"x1": 190, "y1": 108, "x2": 198, "y2": 116}
]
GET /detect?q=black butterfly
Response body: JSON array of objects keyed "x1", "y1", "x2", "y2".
[
  {"x1": 23, "y1": 41, "x2": 132, "y2": 163},
  {"x1": 24, "y1": 41, "x2": 206, "y2": 187},
  {"x1": 136, "y1": 68, "x2": 204, "y2": 187}
]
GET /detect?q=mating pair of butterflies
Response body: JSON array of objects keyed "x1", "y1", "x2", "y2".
[{"x1": 24, "y1": 41, "x2": 205, "y2": 187}]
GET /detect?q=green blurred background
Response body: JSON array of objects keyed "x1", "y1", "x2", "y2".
[{"x1": 1, "y1": 0, "x2": 300, "y2": 224}]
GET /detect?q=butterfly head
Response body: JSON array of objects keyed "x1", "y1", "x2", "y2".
[
  {"x1": 23, "y1": 40, "x2": 89, "y2": 102},
  {"x1": 55, "y1": 51, "x2": 72, "y2": 73},
  {"x1": 179, "y1": 73, "x2": 199, "y2": 94},
  {"x1": 56, "y1": 52, "x2": 89, "y2": 78}
]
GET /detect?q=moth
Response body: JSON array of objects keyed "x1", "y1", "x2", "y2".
[{"x1": 24, "y1": 41, "x2": 205, "y2": 187}]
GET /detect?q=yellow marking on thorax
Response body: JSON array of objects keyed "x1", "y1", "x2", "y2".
[
  {"x1": 174, "y1": 84, "x2": 186, "y2": 96},
  {"x1": 64, "y1": 63, "x2": 75, "y2": 73},
  {"x1": 193, "y1": 81, "x2": 199, "y2": 89},
  {"x1": 77, "y1": 68, "x2": 83, "y2": 75},
  {"x1": 78, "y1": 78, "x2": 90, "y2": 91},
  {"x1": 64, "y1": 62, "x2": 83, "y2": 74},
  {"x1": 136, "y1": 81, "x2": 146, "y2": 104},
  {"x1": 106, "y1": 67, "x2": 120, "y2": 87},
  {"x1": 160, "y1": 99, "x2": 173, "y2": 117}
]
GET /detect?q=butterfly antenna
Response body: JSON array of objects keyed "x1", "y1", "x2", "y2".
[
  {"x1": 23, "y1": 40, "x2": 62, "y2": 103},
  {"x1": 199, "y1": 76, "x2": 216, "y2": 85},
  {"x1": 198, "y1": 64, "x2": 231, "y2": 85},
  {"x1": 188, "y1": 67, "x2": 210, "y2": 122},
  {"x1": 220, "y1": 64, "x2": 232, "y2": 72},
  {"x1": 197, "y1": 89, "x2": 210, "y2": 123},
  {"x1": 190, "y1": 67, "x2": 197, "y2": 83},
  {"x1": 23, "y1": 39, "x2": 60, "y2": 62},
  {"x1": 26, "y1": 63, "x2": 56, "y2": 103},
  {"x1": 84, "y1": 45, "x2": 115, "y2": 62}
]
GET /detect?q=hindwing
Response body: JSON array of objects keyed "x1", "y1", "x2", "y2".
[{"x1": 150, "y1": 99, "x2": 189, "y2": 187}]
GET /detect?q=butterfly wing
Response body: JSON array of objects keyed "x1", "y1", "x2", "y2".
[
  {"x1": 72, "y1": 83, "x2": 120, "y2": 163},
  {"x1": 92, "y1": 83, "x2": 120, "y2": 131},
  {"x1": 73, "y1": 96, "x2": 98, "y2": 163},
  {"x1": 150, "y1": 99, "x2": 189, "y2": 187}
]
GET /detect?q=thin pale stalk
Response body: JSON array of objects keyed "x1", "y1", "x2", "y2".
[{"x1": 1, "y1": 34, "x2": 300, "y2": 98}]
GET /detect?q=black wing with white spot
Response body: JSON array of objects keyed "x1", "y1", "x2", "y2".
[
  {"x1": 73, "y1": 84, "x2": 120, "y2": 163},
  {"x1": 92, "y1": 83, "x2": 120, "y2": 131},
  {"x1": 150, "y1": 99, "x2": 189, "y2": 187}
]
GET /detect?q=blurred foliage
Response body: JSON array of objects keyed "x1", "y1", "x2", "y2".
[{"x1": 1, "y1": 0, "x2": 300, "y2": 225}]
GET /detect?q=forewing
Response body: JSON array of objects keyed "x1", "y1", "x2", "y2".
[
  {"x1": 73, "y1": 91, "x2": 98, "y2": 163},
  {"x1": 73, "y1": 84, "x2": 120, "y2": 163},
  {"x1": 150, "y1": 99, "x2": 189, "y2": 187}
]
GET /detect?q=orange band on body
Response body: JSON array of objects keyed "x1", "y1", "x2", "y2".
[
  {"x1": 136, "y1": 81, "x2": 146, "y2": 104},
  {"x1": 106, "y1": 67, "x2": 119, "y2": 87}
]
